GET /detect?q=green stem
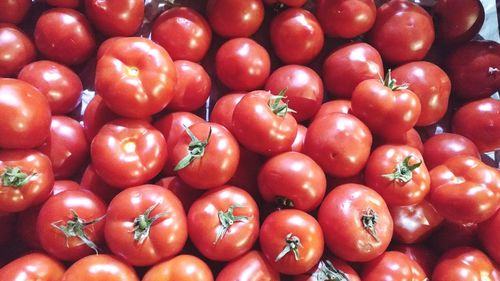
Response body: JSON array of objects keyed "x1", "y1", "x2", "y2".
[
  {"x1": 133, "y1": 202, "x2": 169, "y2": 244},
  {"x1": 275, "y1": 233, "x2": 302, "y2": 262},
  {"x1": 382, "y1": 155, "x2": 422, "y2": 183},
  {"x1": 1, "y1": 167, "x2": 36, "y2": 188},
  {"x1": 379, "y1": 69, "x2": 408, "y2": 91},
  {"x1": 174, "y1": 125, "x2": 211, "y2": 171},
  {"x1": 312, "y1": 259, "x2": 349, "y2": 281},
  {"x1": 214, "y1": 205, "x2": 249, "y2": 244},
  {"x1": 361, "y1": 208, "x2": 380, "y2": 242},
  {"x1": 268, "y1": 88, "x2": 296, "y2": 117}
]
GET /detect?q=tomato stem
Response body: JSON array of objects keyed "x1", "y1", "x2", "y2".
[
  {"x1": 133, "y1": 201, "x2": 169, "y2": 244},
  {"x1": 0, "y1": 167, "x2": 36, "y2": 188},
  {"x1": 361, "y1": 208, "x2": 380, "y2": 242},
  {"x1": 275, "y1": 196, "x2": 295, "y2": 209},
  {"x1": 275, "y1": 233, "x2": 302, "y2": 262},
  {"x1": 174, "y1": 125, "x2": 212, "y2": 171},
  {"x1": 382, "y1": 155, "x2": 421, "y2": 183},
  {"x1": 379, "y1": 69, "x2": 408, "y2": 91},
  {"x1": 312, "y1": 259, "x2": 349, "y2": 281},
  {"x1": 214, "y1": 205, "x2": 249, "y2": 244},
  {"x1": 268, "y1": 88, "x2": 296, "y2": 117}
]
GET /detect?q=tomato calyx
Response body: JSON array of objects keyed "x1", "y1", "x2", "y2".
[
  {"x1": 382, "y1": 155, "x2": 421, "y2": 183},
  {"x1": 51, "y1": 210, "x2": 105, "y2": 254},
  {"x1": 488, "y1": 67, "x2": 499, "y2": 76},
  {"x1": 268, "y1": 88, "x2": 295, "y2": 117},
  {"x1": 0, "y1": 167, "x2": 36, "y2": 188},
  {"x1": 214, "y1": 205, "x2": 249, "y2": 244},
  {"x1": 379, "y1": 69, "x2": 408, "y2": 91},
  {"x1": 133, "y1": 201, "x2": 169, "y2": 244},
  {"x1": 174, "y1": 125, "x2": 212, "y2": 171},
  {"x1": 312, "y1": 259, "x2": 349, "y2": 281},
  {"x1": 275, "y1": 233, "x2": 303, "y2": 261},
  {"x1": 361, "y1": 208, "x2": 380, "y2": 242},
  {"x1": 275, "y1": 196, "x2": 295, "y2": 209}
]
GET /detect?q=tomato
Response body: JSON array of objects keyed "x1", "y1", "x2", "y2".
[
  {"x1": 91, "y1": 119, "x2": 167, "y2": 188},
  {"x1": 270, "y1": 8, "x2": 324, "y2": 65},
  {"x1": 61, "y1": 254, "x2": 139, "y2": 281},
  {"x1": 46, "y1": 0, "x2": 80, "y2": 8},
  {"x1": 152, "y1": 7, "x2": 212, "y2": 62},
  {"x1": 216, "y1": 250, "x2": 280, "y2": 281},
  {"x1": 143, "y1": 255, "x2": 213, "y2": 281},
  {"x1": 264, "y1": 0, "x2": 307, "y2": 7},
  {"x1": 232, "y1": 90, "x2": 297, "y2": 156},
  {"x1": 377, "y1": 128, "x2": 424, "y2": 153},
  {"x1": 260, "y1": 209, "x2": 324, "y2": 275},
  {"x1": 323, "y1": 42, "x2": 383, "y2": 99},
  {"x1": 156, "y1": 176, "x2": 204, "y2": 212},
  {"x1": 206, "y1": 0, "x2": 264, "y2": 38},
  {"x1": 34, "y1": 8, "x2": 95, "y2": 65},
  {"x1": 433, "y1": 0, "x2": 484, "y2": 45},
  {"x1": 0, "y1": 26, "x2": 36, "y2": 77},
  {"x1": 318, "y1": 183, "x2": 393, "y2": 262},
  {"x1": 80, "y1": 164, "x2": 121, "y2": 203},
  {"x1": 227, "y1": 145, "x2": 263, "y2": 198},
  {"x1": 432, "y1": 247, "x2": 500, "y2": 281},
  {"x1": 210, "y1": 93, "x2": 245, "y2": 134},
  {"x1": 215, "y1": 38, "x2": 270, "y2": 91},
  {"x1": 0, "y1": 150, "x2": 54, "y2": 213},
  {"x1": 351, "y1": 71, "x2": 421, "y2": 140},
  {"x1": 53, "y1": 180, "x2": 81, "y2": 194},
  {"x1": 37, "y1": 189, "x2": 106, "y2": 261},
  {"x1": 105, "y1": 185, "x2": 187, "y2": 266},
  {"x1": 445, "y1": 41, "x2": 500, "y2": 100},
  {"x1": 452, "y1": 98, "x2": 500, "y2": 153},
  {"x1": 361, "y1": 251, "x2": 427, "y2": 281},
  {"x1": 0, "y1": 253, "x2": 65, "y2": 281},
  {"x1": 95, "y1": 37, "x2": 176, "y2": 118},
  {"x1": 430, "y1": 156, "x2": 500, "y2": 224},
  {"x1": 312, "y1": 100, "x2": 352, "y2": 121},
  {"x1": 166, "y1": 60, "x2": 211, "y2": 112},
  {"x1": 85, "y1": 0, "x2": 144, "y2": 37},
  {"x1": 0, "y1": 0, "x2": 31, "y2": 24},
  {"x1": 264, "y1": 65, "x2": 323, "y2": 122},
  {"x1": 391, "y1": 61, "x2": 451, "y2": 126},
  {"x1": 392, "y1": 244, "x2": 438, "y2": 277},
  {"x1": 0, "y1": 79, "x2": 51, "y2": 149},
  {"x1": 303, "y1": 113, "x2": 372, "y2": 178},
  {"x1": 478, "y1": 209, "x2": 500, "y2": 264},
  {"x1": 83, "y1": 95, "x2": 119, "y2": 142},
  {"x1": 428, "y1": 221, "x2": 479, "y2": 254},
  {"x1": 290, "y1": 124, "x2": 306, "y2": 152},
  {"x1": 316, "y1": 0, "x2": 376, "y2": 38},
  {"x1": 423, "y1": 133, "x2": 480, "y2": 170},
  {"x1": 294, "y1": 257, "x2": 361, "y2": 281},
  {"x1": 369, "y1": 0, "x2": 434, "y2": 65}
]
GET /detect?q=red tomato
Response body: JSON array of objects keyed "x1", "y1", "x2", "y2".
[
  {"x1": 215, "y1": 38, "x2": 270, "y2": 91},
  {"x1": 206, "y1": 0, "x2": 264, "y2": 38},
  {"x1": 166, "y1": 60, "x2": 211, "y2": 112},
  {"x1": 0, "y1": 79, "x2": 51, "y2": 149},
  {"x1": 369, "y1": 0, "x2": 434, "y2": 65},
  {"x1": 37, "y1": 189, "x2": 106, "y2": 261},
  {"x1": 377, "y1": 128, "x2": 424, "y2": 153},
  {"x1": 80, "y1": 164, "x2": 121, "y2": 203},
  {"x1": 61, "y1": 254, "x2": 139, "y2": 281},
  {"x1": 423, "y1": 133, "x2": 480, "y2": 170},
  {"x1": 478, "y1": 209, "x2": 500, "y2": 264},
  {"x1": 152, "y1": 7, "x2": 212, "y2": 62},
  {"x1": 95, "y1": 37, "x2": 176, "y2": 118},
  {"x1": 361, "y1": 251, "x2": 427, "y2": 281},
  {"x1": 34, "y1": 8, "x2": 95, "y2": 65},
  {"x1": 105, "y1": 185, "x2": 187, "y2": 266},
  {"x1": 323, "y1": 42, "x2": 383, "y2": 99},
  {"x1": 46, "y1": 0, "x2": 80, "y2": 8},
  {"x1": 232, "y1": 90, "x2": 298, "y2": 156},
  {"x1": 216, "y1": 250, "x2": 280, "y2": 281},
  {"x1": 312, "y1": 100, "x2": 352, "y2": 121},
  {"x1": 452, "y1": 98, "x2": 500, "y2": 152},
  {"x1": 303, "y1": 113, "x2": 372, "y2": 178},
  {"x1": 91, "y1": 119, "x2": 167, "y2": 188},
  {"x1": 53, "y1": 180, "x2": 81, "y2": 194},
  {"x1": 316, "y1": 0, "x2": 376, "y2": 38},
  {"x1": 143, "y1": 255, "x2": 213, "y2": 281},
  {"x1": 156, "y1": 176, "x2": 204, "y2": 212},
  {"x1": 0, "y1": 26, "x2": 36, "y2": 77},
  {"x1": 428, "y1": 221, "x2": 479, "y2": 254},
  {"x1": 270, "y1": 8, "x2": 324, "y2": 64},
  {"x1": 294, "y1": 257, "x2": 361, "y2": 281},
  {"x1": 0, "y1": 0, "x2": 31, "y2": 24},
  {"x1": 433, "y1": 0, "x2": 484, "y2": 45},
  {"x1": 392, "y1": 244, "x2": 438, "y2": 277},
  {"x1": 430, "y1": 156, "x2": 500, "y2": 224},
  {"x1": 264, "y1": 65, "x2": 323, "y2": 122},
  {"x1": 392, "y1": 61, "x2": 451, "y2": 126},
  {"x1": 82, "y1": 95, "x2": 119, "y2": 142},
  {"x1": 85, "y1": 0, "x2": 144, "y2": 37},
  {"x1": 290, "y1": 124, "x2": 306, "y2": 152},
  {"x1": 210, "y1": 93, "x2": 245, "y2": 134},
  {"x1": 260, "y1": 209, "x2": 324, "y2": 275},
  {"x1": 0, "y1": 253, "x2": 65, "y2": 281},
  {"x1": 227, "y1": 145, "x2": 263, "y2": 197}
]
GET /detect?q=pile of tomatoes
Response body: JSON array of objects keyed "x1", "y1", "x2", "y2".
[{"x1": 0, "y1": 0, "x2": 499, "y2": 280}]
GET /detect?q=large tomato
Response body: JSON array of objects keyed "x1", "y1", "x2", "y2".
[
  {"x1": 478, "y1": 209, "x2": 500, "y2": 264},
  {"x1": 85, "y1": 0, "x2": 144, "y2": 37},
  {"x1": 61, "y1": 254, "x2": 139, "y2": 281},
  {"x1": 377, "y1": 128, "x2": 424, "y2": 153},
  {"x1": 82, "y1": 95, "x2": 119, "y2": 141},
  {"x1": 312, "y1": 100, "x2": 352, "y2": 121},
  {"x1": 316, "y1": 0, "x2": 376, "y2": 38},
  {"x1": 206, "y1": 0, "x2": 264, "y2": 38},
  {"x1": 422, "y1": 133, "x2": 480, "y2": 170},
  {"x1": 80, "y1": 164, "x2": 121, "y2": 204},
  {"x1": 294, "y1": 257, "x2": 361, "y2": 281},
  {"x1": 143, "y1": 255, "x2": 213, "y2": 281},
  {"x1": 0, "y1": 25, "x2": 36, "y2": 77},
  {"x1": 361, "y1": 251, "x2": 427, "y2": 281},
  {"x1": 216, "y1": 250, "x2": 280, "y2": 281},
  {"x1": 0, "y1": 0, "x2": 31, "y2": 24},
  {"x1": 210, "y1": 93, "x2": 245, "y2": 134},
  {"x1": 0, "y1": 253, "x2": 65, "y2": 281},
  {"x1": 289, "y1": 124, "x2": 306, "y2": 152}
]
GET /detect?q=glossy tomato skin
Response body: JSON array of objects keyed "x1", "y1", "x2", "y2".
[
  {"x1": 206, "y1": 0, "x2": 264, "y2": 38},
  {"x1": 143, "y1": 255, "x2": 213, "y2": 281},
  {"x1": 34, "y1": 8, "x2": 95, "y2": 65},
  {"x1": 152, "y1": 7, "x2": 212, "y2": 62},
  {"x1": 294, "y1": 257, "x2": 361, "y2": 281},
  {"x1": 433, "y1": 0, "x2": 484, "y2": 45},
  {"x1": 61, "y1": 254, "x2": 139, "y2": 281},
  {"x1": 80, "y1": 164, "x2": 121, "y2": 203},
  {"x1": 478, "y1": 210, "x2": 500, "y2": 264},
  {"x1": 264, "y1": 65, "x2": 323, "y2": 122},
  {"x1": 430, "y1": 156, "x2": 500, "y2": 224},
  {"x1": 0, "y1": 0, "x2": 31, "y2": 24},
  {"x1": 260, "y1": 209, "x2": 324, "y2": 275},
  {"x1": 369, "y1": 0, "x2": 434, "y2": 65},
  {"x1": 91, "y1": 119, "x2": 167, "y2": 188},
  {"x1": 303, "y1": 113, "x2": 372, "y2": 178},
  {"x1": 289, "y1": 124, "x2": 306, "y2": 152},
  {"x1": 392, "y1": 244, "x2": 438, "y2": 277},
  {"x1": 0, "y1": 253, "x2": 65, "y2": 281},
  {"x1": 210, "y1": 93, "x2": 245, "y2": 134},
  {"x1": 215, "y1": 38, "x2": 270, "y2": 91},
  {"x1": 270, "y1": 8, "x2": 324, "y2": 65},
  {"x1": 0, "y1": 26, "x2": 36, "y2": 77},
  {"x1": 377, "y1": 128, "x2": 424, "y2": 153},
  {"x1": 318, "y1": 183, "x2": 393, "y2": 262},
  {"x1": 312, "y1": 100, "x2": 352, "y2": 121},
  {"x1": 316, "y1": 0, "x2": 376, "y2": 38},
  {"x1": 423, "y1": 133, "x2": 480, "y2": 170},
  {"x1": 82, "y1": 95, "x2": 118, "y2": 141},
  {"x1": 216, "y1": 250, "x2": 280, "y2": 281},
  {"x1": 361, "y1": 251, "x2": 428, "y2": 281},
  {"x1": 85, "y1": 0, "x2": 144, "y2": 37},
  {"x1": 105, "y1": 184, "x2": 187, "y2": 266}
]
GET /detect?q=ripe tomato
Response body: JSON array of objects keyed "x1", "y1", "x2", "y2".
[
  {"x1": 423, "y1": 133, "x2": 480, "y2": 170},
  {"x1": 0, "y1": 253, "x2": 65, "y2": 281},
  {"x1": 294, "y1": 257, "x2": 361, "y2": 281},
  {"x1": 156, "y1": 176, "x2": 204, "y2": 212},
  {"x1": 361, "y1": 251, "x2": 427, "y2": 281},
  {"x1": 376, "y1": 128, "x2": 424, "y2": 153},
  {"x1": 430, "y1": 156, "x2": 500, "y2": 224},
  {"x1": 105, "y1": 184, "x2": 187, "y2": 266},
  {"x1": 216, "y1": 250, "x2": 280, "y2": 281},
  {"x1": 37, "y1": 189, "x2": 106, "y2": 261},
  {"x1": 95, "y1": 37, "x2": 176, "y2": 118},
  {"x1": 210, "y1": 93, "x2": 245, "y2": 134},
  {"x1": 85, "y1": 0, "x2": 144, "y2": 37},
  {"x1": 0, "y1": 0, "x2": 30, "y2": 24},
  {"x1": 289, "y1": 124, "x2": 306, "y2": 152},
  {"x1": 215, "y1": 38, "x2": 270, "y2": 91},
  {"x1": 318, "y1": 183, "x2": 393, "y2": 262},
  {"x1": 270, "y1": 8, "x2": 324, "y2": 64},
  {"x1": 61, "y1": 254, "x2": 139, "y2": 281},
  {"x1": 369, "y1": 0, "x2": 434, "y2": 65},
  {"x1": 0, "y1": 150, "x2": 54, "y2": 213},
  {"x1": 152, "y1": 7, "x2": 212, "y2": 62},
  {"x1": 264, "y1": 65, "x2": 323, "y2": 122},
  {"x1": 82, "y1": 95, "x2": 119, "y2": 141},
  {"x1": 206, "y1": 0, "x2": 264, "y2": 38},
  {"x1": 316, "y1": 0, "x2": 376, "y2": 38},
  {"x1": 34, "y1": 8, "x2": 95, "y2": 65},
  {"x1": 91, "y1": 119, "x2": 167, "y2": 188},
  {"x1": 0, "y1": 25, "x2": 36, "y2": 77},
  {"x1": 433, "y1": 0, "x2": 484, "y2": 45},
  {"x1": 478, "y1": 209, "x2": 500, "y2": 264},
  {"x1": 392, "y1": 244, "x2": 438, "y2": 277},
  {"x1": 312, "y1": 100, "x2": 352, "y2": 121},
  {"x1": 303, "y1": 113, "x2": 372, "y2": 178},
  {"x1": 143, "y1": 255, "x2": 213, "y2": 281}
]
